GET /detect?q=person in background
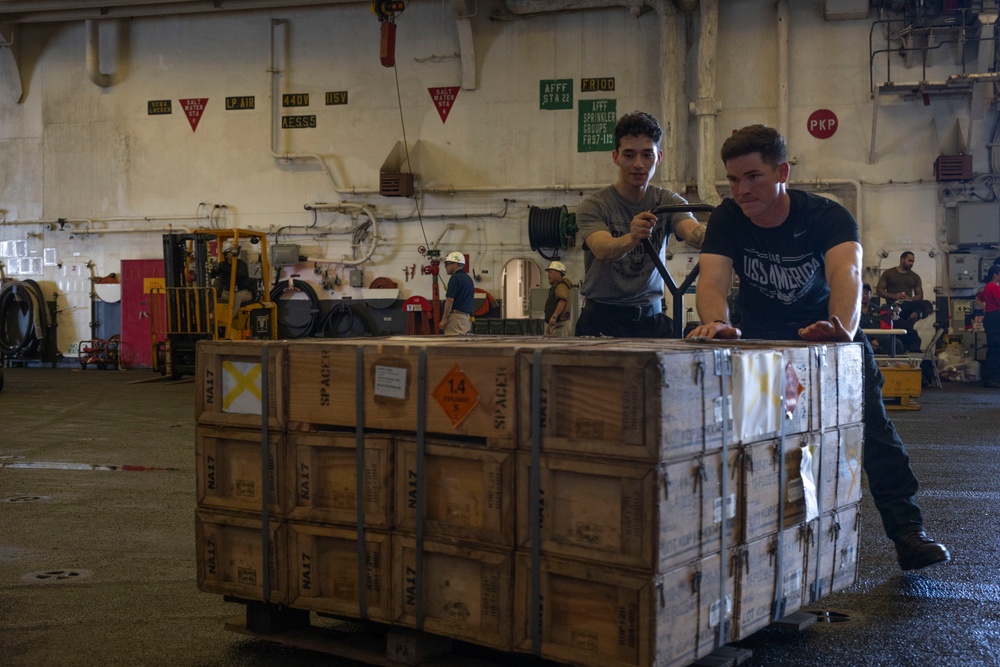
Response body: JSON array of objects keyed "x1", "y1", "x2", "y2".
[
  {"x1": 439, "y1": 251, "x2": 474, "y2": 335},
  {"x1": 861, "y1": 283, "x2": 903, "y2": 355},
  {"x1": 976, "y1": 264, "x2": 1000, "y2": 388},
  {"x1": 544, "y1": 260, "x2": 573, "y2": 337},
  {"x1": 575, "y1": 110, "x2": 706, "y2": 338},
  {"x1": 876, "y1": 251, "x2": 934, "y2": 352},
  {"x1": 688, "y1": 124, "x2": 949, "y2": 572},
  {"x1": 212, "y1": 243, "x2": 253, "y2": 328}
]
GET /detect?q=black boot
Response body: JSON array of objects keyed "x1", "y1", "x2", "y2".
[{"x1": 892, "y1": 529, "x2": 950, "y2": 571}]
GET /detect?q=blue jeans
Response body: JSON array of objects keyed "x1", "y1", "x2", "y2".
[{"x1": 858, "y1": 331, "x2": 924, "y2": 538}]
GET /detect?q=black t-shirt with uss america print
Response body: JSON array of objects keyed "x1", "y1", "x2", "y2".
[{"x1": 702, "y1": 190, "x2": 860, "y2": 341}]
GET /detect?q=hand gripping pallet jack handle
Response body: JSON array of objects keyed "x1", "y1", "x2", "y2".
[{"x1": 642, "y1": 203, "x2": 715, "y2": 338}]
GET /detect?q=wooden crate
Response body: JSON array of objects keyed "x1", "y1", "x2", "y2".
[
  {"x1": 516, "y1": 341, "x2": 728, "y2": 461},
  {"x1": 195, "y1": 509, "x2": 286, "y2": 603},
  {"x1": 286, "y1": 522, "x2": 391, "y2": 622},
  {"x1": 833, "y1": 343, "x2": 865, "y2": 426},
  {"x1": 734, "y1": 524, "x2": 808, "y2": 639},
  {"x1": 285, "y1": 338, "x2": 518, "y2": 444},
  {"x1": 513, "y1": 551, "x2": 736, "y2": 667},
  {"x1": 286, "y1": 431, "x2": 392, "y2": 528},
  {"x1": 195, "y1": 426, "x2": 285, "y2": 516},
  {"x1": 729, "y1": 340, "x2": 864, "y2": 432},
  {"x1": 195, "y1": 340, "x2": 286, "y2": 430},
  {"x1": 516, "y1": 451, "x2": 739, "y2": 571},
  {"x1": 741, "y1": 437, "x2": 808, "y2": 542},
  {"x1": 879, "y1": 360, "x2": 922, "y2": 410},
  {"x1": 395, "y1": 438, "x2": 515, "y2": 547},
  {"x1": 390, "y1": 534, "x2": 513, "y2": 651},
  {"x1": 834, "y1": 424, "x2": 863, "y2": 509},
  {"x1": 803, "y1": 503, "x2": 861, "y2": 604}
]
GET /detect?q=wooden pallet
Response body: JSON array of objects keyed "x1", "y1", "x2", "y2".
[
  {"x1": 224, "y1": 602, "x2": 757, "y2": 667},
  {"x1": 882, "y1": 394, "x2": 921, "y2": 411}
]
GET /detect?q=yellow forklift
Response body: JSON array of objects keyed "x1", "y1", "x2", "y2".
[{"x1": 152, "y1": 228, "x2": 277, "y2": 377}]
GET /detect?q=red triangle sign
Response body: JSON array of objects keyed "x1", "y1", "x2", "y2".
[
  {"x1": 180, "y1": 98, "x2": 208, "y2": 132},
  {"x1": 428, "y1": 87, "x2": 460, "y2": 123}
]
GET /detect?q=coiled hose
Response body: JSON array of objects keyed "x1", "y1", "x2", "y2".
[
  {"x1": 270, "y1": 278, "x2": 321, "y2": 339},
  {"x1": 321, "y1": 301, "x2": 378, "y2": 338},
  {"x1": 0, "y1": 280, "x2": 48, "y2": 357}
]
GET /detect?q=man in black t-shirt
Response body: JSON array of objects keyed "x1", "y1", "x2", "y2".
[{"x1": 687, "y1": 124, "x2": 949, "y2": 572}]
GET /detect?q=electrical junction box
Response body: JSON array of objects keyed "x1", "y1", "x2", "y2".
[
  {"x1": 950, "y1": 202, "x2": 1000, "y2": 245},
  {"x1": 270, "y1": 243, "x2": 300, "y2": 267},
  {"x1": 349, "y1": 269, "x2": 364, "y2": 288},
  {"x1": 948, "y1": 254, "x2": 980, "y2": 290},
  {"x1": 824, "y1": 0, "x2": 869, "y2": 20},
  {"x1": 981, "y1": 256, "x2": 1000, "y2": 281}
]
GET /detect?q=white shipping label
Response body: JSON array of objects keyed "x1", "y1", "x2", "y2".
[
  {"x1": 841, "y1": 544, "x2": 857, "y2": 567},
  {"x1": 713, "y1": 494, "x2": 738, "y2": 524},
  {"x1": 731, "y1": 351, "x2": 783, "y2": 442},
  {"x1": 799, "y1": 444, "x2": 820, "y2": 522},
  {"x1": 713, "y1": 395, "x2": 733, "y2": 425},
  {"x1": 784, "y1": 568, "x2": 802, "y2": 595},
  {"x1": 373, "y1": 365, "x2": 407, "y2": 399}
]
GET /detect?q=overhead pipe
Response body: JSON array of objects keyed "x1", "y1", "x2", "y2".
[
  {"x1": 690, "y1": 0, "x2": 721, "y2": 206},
  {"x1": 86, "y1": 20, "x2": 114, "y2": 88},
  {"x1": 502, "y1": 0, "x2": 650, "y2": 17},
  {"x1": 301, "y1": 204, "x2": 381, "y2": 266},
  {"x1": 650, "y1": 0, "x2": 682, "y2": 191},
  {"x1": 269, "y1": 19, "x2": 349, "y2": 194},
  {"x1": 267, "y1": 17, "x2": 608, "y2": 196},
  {"x1": 777, "y1": 0, "x2": 789, "y2": 138},
  {"x1": 0, "y1": 0, "x2": 374, "y2": 24},
  {"x1": 503, "y1": 0, "x2": 689, "y2": 192}
]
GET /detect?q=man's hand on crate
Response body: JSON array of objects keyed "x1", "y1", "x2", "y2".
[{"x1": 798, "y1": 316, "x2": 852, "y2": 343}]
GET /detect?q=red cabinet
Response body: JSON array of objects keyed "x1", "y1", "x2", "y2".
[{"x1": 119, "y1": 259, "x2": 164, "y2": 370}]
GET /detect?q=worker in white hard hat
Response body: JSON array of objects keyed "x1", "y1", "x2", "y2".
[
  {"x1": 439, "y1": 251, "x2": 474, "y2": 335},
  {"x1": 212, "y1": 241, "x2": 253, "y2": 330},
  {"x1": 544, "y1": 260, "x2": 573, "y2": 338}
]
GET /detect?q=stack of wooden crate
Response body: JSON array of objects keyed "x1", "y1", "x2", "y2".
[{"x1": 194, "y1": 336, "x2": 864, "y2": 667}]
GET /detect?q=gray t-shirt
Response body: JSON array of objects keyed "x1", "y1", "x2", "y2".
[{"x1": 576, "y1": 184, "x2": 695, "y2": 307}]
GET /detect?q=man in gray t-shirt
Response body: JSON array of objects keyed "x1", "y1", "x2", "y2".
[{"x1": 575, "y1": 111, "x2": 705, "y2": 338}]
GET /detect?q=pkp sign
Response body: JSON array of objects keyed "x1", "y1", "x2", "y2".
[{"x1": 807, "y1": 109, "x2": 838, "y2": 139}]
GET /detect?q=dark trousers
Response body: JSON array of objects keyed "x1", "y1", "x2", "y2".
[
  {"x1": 575, "y1": 301, "x2": 673, "y2": 338},
  {"x1": 983, "y1": 311, "x2": 1000, "y2": 383},
  {"x1": 859, "y1": 331, "x2": 924, "y2": 538}
]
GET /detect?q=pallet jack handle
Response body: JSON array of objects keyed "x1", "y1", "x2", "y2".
[{"x1": 642, "y1": 203, "x2": 715, "y2": 338}]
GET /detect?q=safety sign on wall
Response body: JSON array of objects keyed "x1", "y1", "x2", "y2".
[
  {"x1": 180, "y1": 98, "x2": 208, "y2": 132},
  {"x1": 578, "y1": 99, "x2": 616, "y2": 153},
  {"x1": 807, "y1": 109, "x2": 838, "y2": 139},
  {"x1": 540, "y1": 79, "x2": 572, "y2": 110},
  {"x1": 428, "y1": 86, "x2": 460, "y2": 123}
]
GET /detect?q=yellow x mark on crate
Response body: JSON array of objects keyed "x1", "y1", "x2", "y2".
[{"x1": 222, "y1": 360, "x2": 263, "y2": 412}]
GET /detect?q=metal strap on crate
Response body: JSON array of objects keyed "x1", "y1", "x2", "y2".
[
  {"x1": 810, "y1": 346, "x2": 828, "y2": 603},
  {"x1": 714, "y1": 348, "x2": 732, "y2": 648},
  {"x1": 355, "y1": 347, "x2": 368, "y2": 620},
  {"x1": 529, "y1": 349, "x2": 543, "y2": 655},
  {"x1": 415, "y1": 348, "x2": 428, "y2": 631},
  {"x1": 260, "y1": 345, "x2": 271, "y2": 604},
  {"x1": 770, "y1": 351, "x2": 788, "y2": 623}
]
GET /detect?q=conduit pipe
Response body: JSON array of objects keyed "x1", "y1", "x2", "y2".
[
  {"x1": 776, "y1": 0, "x2": 790, "y2": 138},
  {"x1": 690, "y1": 0, "x2": 721, "y2": 206},
  {"x1": 302, "y1": 204, "x2": 380, "y2": 266},
  {"x1": 651, "y1": 0, "x2": 681, "y2": 190},
  {"x1": 267, "y1": 13, "x2": 610, "y2": 195},
  {"x1": 269, "y1": 19, "x2": 348, "y2": 193},
  {"x1": 502, "y1": 0, "x2": 649, "y2": 17},
  {"x1": 86, "y1": 20, "x2": 114, "y2": 87},
  {"x1": 503, "y1": 0, "x2": 689, "y2": 192}
]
